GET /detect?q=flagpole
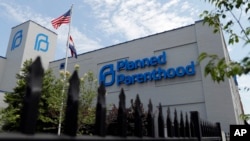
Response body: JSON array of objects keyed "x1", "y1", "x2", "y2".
[{"x1": 58, "y1": 4, "x2": 73, "y2": 135}]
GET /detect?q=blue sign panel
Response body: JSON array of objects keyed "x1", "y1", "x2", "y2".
[
  {"x1": 99, "y1": 51, "x2": 196, "y2": 87},
  {"x1": 34, "y1": 33, "x2": 49, "y2": 52},
  {"x1": 11, "y1": 30, "x2": 23, "y2": 51}
]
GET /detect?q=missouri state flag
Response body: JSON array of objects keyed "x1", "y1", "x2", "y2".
[{"x1": 69, "y1": 36, "x2": 77, "y2": 58}]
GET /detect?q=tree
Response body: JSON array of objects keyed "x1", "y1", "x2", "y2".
[
  {"x1": 74, "y1": 65, "x2": 98, "y2": 134},
  {"x1": 198, "y1": 0, "x2": 250, "y2": 121},
  {"x1": 106, "y1": 99, "x2": 148, "y2": 136},
  {"x1": 37, "y1": 64, "x2": 97, "y2": 134},
  {"x1": 0, "y1": 59, "x2": 63, "y2": 133},
  {"x1": 0, "y1": 60, "x2": 98, "y2": 134},
  {"x1": 198, "y1": 0, "x2": 250, "y2": 82}
]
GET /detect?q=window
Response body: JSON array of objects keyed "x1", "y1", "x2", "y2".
[{"x1": 60, "y1": 63, "x2": 65, "y2": 70}]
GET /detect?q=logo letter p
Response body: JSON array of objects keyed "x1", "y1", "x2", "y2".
[
  {"x1": 99, "y1": 64, "x2": 115, "y2": 87},
  {"x1": 11, "y1": 30, "x2": 23, "y2": 51},
  {"x1": 34, "y1": 33, "x2": 49, "y2": 52}
]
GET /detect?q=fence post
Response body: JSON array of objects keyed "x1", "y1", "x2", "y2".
[
  {"x1": 63, "y1": 71, "x2": 80, "y2": 136},
  {"x1": 134, "y1": 94, "x2": 143, "y2": 137},
  {"x1": 180, "y1": 111, "x2": 185, "y2": 137},
  {"x1": 147, "y1": 99, "x2": 155, "y2": 137},
  {"x1": 216, "y1": 122, "x2": 222, "y2": 141},
  {"x1": 158, "y1": 103, "x2": 164, "y2": 137},
  {"x1": 167, "y1": 107, "x2": 173, "y2": 137},
  {"x1": 190, "y1": 111, "x2": 202, "y2": 141},
  {"x1": 207, "y1": 121, "x2": 211, "y2": 137},
  {"x1": 20, "y1": 57, "x2": 44, "y2": 134},
  {"x1": 95, "y1": 83, "x2": 106, "y2": 136},
  {"x1": 185, "y1": 112, "x2": 190, "y2": 137},
  {"x1": 117, "y1": 88, "x2": 127, "y2": 137},
  {"x1": 174, "y1": 109, "x2": 179, "y2": 137}
]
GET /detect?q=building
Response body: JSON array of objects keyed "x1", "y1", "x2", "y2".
[
  {"x1": 0, "y1": 20, "x2": 57, "y2": 91},
  {"x1": 0, "y1": 20, "x2": 244, "y2": 132}
]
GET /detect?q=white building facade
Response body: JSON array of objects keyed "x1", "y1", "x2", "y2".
[
  {"x1": 0, "y1": 20, "x2": 57, "y2": 106},
  {"x1": 0, "y1": 20, "x2": 244, "y2": 132}
]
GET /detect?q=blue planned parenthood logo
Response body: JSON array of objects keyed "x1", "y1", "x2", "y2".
[
  {"x1": 11, "y1": 30, "x2": 23, "y2": 51},
  {"x1": 34, "y1": 33, "x2": 49, "y2": 52},
  {"x1": 99, "y1": 51, "x2": 196, "y2": 87},
  {"x1": 99, "y1": 64, "x2": 116, "y2": 87}
]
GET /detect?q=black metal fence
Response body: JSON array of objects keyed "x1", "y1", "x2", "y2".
[{"x1": 0, "y1": 57, "x2": 222, "y2": 141}]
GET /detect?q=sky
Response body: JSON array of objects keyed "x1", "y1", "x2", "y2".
[{"x1": 0, "y1": 0, "x2": 249, "y2": 115}]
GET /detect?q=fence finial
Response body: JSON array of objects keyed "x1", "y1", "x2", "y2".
[
  {"x1": 95, "y1": 82, "x2": 106, "y2": 136},
  {"x1": 174, "y1": 109, "x2": 179, "y2": 137},
  {"x1": 185, "y1": 112, "x2": 190, "y2": 137},
  {"x1": 20, "y1": 56, "x2": 44, "y2": 135},
  {"x1": 117, "y1": 88, "x2": 127, "y2": 137},
  {"x1": 134, "y1": 94, "x2": 143, "y2": 137},
  {"x1": 147, "y1": 99, "x2": 155, "y2": 137},
  {"x1": 158, "y1": 103, "x2": 164, "y2": 137},
  {"x1": 190, "y1": 111, "x2": 202, "y2": 140},
  {"x1": 167, "y1": 107, "x2": 173, "y2": 137},
  {"x1": 63, "y1": 70, "x2": 80, "y2": 136},
  {"x1": 148, "y1": 99, "x2": 153, "y2": 113},
  {"x1": 180, "y1": 111, "x2": 185, "y2": 137}
]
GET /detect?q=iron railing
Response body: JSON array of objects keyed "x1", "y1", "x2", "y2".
[{"x1": 0, "y1": 57, "x2": 222, "y2": 141}]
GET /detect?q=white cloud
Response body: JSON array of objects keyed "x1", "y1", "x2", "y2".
[
  {"x1": 0, "y1": 2, "x2": 28, "y2": 22},
  {"x1": 84, "y1": 0, "x2": 197, "y2": 42},
  {"x1": 227, "y1": 44, "x2": 233, "y2": 53},
  {"x1": 162, "y1": 0, "x2": 180, "y2": 11},
  {"x1": 70, "y1": 27, "x2": 102, "y2": 53},
  {"x1": 0, "y1": 1, "x2": 102, "y2": 59},
  {"x1": 237, "y1": 75, "x2": 250, "y2": 114},
  {"x1": 0, "y1": 2, "x2": 51, "y2": 26}
]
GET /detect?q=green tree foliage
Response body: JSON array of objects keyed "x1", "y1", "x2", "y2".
[
  {"x1": 198, "y1": 0, "x2": 250, "y2": 121},
  {"x1": 106, "y1": 99, "x2": 148, "y2": 136},
  {"x1": 0, "y1": 60, "x2": 97, "y2": 134},
  {"x1": 198, "y1": 0, "x2": 250, "y2": 82},
  {"x1": 0, "y1": 59, "x2": 63, "y2": 133},
  {"x1": 74, "y1": 65, "x2": 97, "y2": 134},
  {"x1": 0, "y1": 60, "x2": 31, "y2": 131},
  {"x1": 37, "y1": 69, "x2": 63, "y2": 132}
]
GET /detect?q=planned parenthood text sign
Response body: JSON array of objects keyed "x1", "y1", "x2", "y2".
[{"x1": 99, "y1": 51, "x2": 196, "y2": 87}]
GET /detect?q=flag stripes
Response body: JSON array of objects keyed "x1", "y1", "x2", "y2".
[
  {"x1": 51, "y1": 9, "x2": 71, "y2": 29},
  {"x1": 69, "y1": 36, "x2": 77, "y2": 58}
]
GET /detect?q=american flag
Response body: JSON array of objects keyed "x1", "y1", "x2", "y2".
[
  {"x1": 69, "y1": 35, "x2": 77, "y2": 58},
  {"x1": 51, "y1": 9, "x2": 71, "y2": 29}
]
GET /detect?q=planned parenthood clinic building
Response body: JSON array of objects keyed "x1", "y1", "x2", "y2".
[{"x1": 0, "y1": 20, "x2": 244, "y2": 132}]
